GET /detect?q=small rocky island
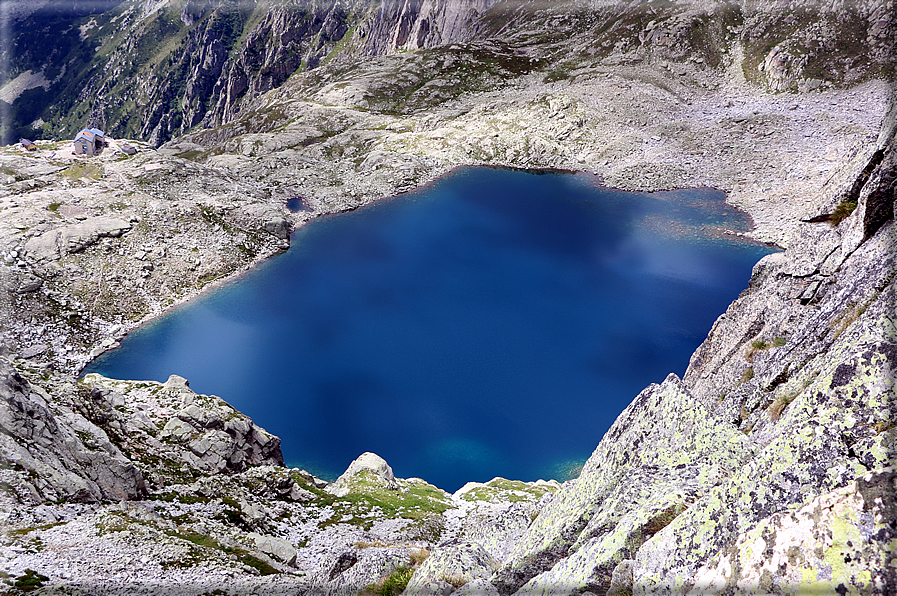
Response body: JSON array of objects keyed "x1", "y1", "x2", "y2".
[{"x1": 0, "y1": 0, "x2": 894, "y2": 594}]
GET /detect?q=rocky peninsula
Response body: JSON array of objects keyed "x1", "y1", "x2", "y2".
[{"x1": 0, "y1": 0, "x2": 894, "y2": 594}]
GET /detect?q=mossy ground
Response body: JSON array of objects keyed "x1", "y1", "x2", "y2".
[
  {"x1": 320, "y1": 472, "x2": 451, "y2": 530},
  {"x1": 460, "y1": 478, "x2": 558, "y2": 503}
]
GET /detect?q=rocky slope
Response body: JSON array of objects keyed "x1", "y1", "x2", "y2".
[
  {"x1": 0, "y1": 0, "x2": 498, "y2": 146},
  {"x1": 2, "y1": 0, "x2": 893, "y2": 146},
  {"x1": 0, "y1": 0, "x2": 894, "y2": 594}
]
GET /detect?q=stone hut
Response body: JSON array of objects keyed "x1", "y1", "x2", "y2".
[{"x1": 73, "y1": 128, "x2": 106, "y2": 156}]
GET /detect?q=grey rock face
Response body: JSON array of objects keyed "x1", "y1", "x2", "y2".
[
  {"x1": 310, "y1": 546, "x2": 412, "y2": 596},
  {"x1": 492, "y1": 374, "x2": 749, "y2": 594},
  {"x1": 405, "y1": 539, "x2": 499, "y2": 595},
  {"x1": 0, "y1": 358, "x2": 145, "y2": 503},
  {"x1": 249, "y1": 531, "x2": 298, "y2": 566},
  {"x1": 455, "y1": 503, "x2": 535, "y2": 564},
  {"x1": 360, "y1": 0, "x2": 495, "y2": 56},
  {"x1": 80, "y1": 373, "x2": 284, "y2": 483},
  {"x1": 22, "y1": 217, "x2": 131, "y2": 263},
  {"x1": 685, "y1": 469, "x2": 897, "y2": 595}
]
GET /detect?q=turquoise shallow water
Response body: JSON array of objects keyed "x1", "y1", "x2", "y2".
[{"x1": 84, "y1": 167, "x2": 776, "y2": 491}]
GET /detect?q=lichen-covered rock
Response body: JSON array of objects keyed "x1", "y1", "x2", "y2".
[
  {"x1": 451, "y1": 478, "x2": 559, "y2": 563},
  {"x1": 514, "y1": 486, "x2": 694, "y2": 596},
  {"x1": 607, "y1": 559, "x2": 636, "y2": 596},
  {"x1": 405, "y1": 539, "x2": 499, "y2": 595},
  {"x1": 686, "y1": 468, "x2": 897, "y2": 595},
  {"x1": 454, "y1": 577, "x2": 502, "y2": 596},
  {"x1": 631, "y1": 250, "x2": 897, "y2": 592},
  {"x1": 492, "y1": 374, "x2": 750, "y2": 594},
  {"x1": 309, "y1": 546, "x2": 412, "y2": 596}
]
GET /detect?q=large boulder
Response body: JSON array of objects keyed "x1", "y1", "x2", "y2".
[
  {"x1": 405, "y1": 540, "x2": 499, "y2": 595},
  {"x1": 309, "y1": 546, "x2": 412, "y2": 596},
  {"x1": 326, "y1": 452, "x2": 400, "y2": 497}
]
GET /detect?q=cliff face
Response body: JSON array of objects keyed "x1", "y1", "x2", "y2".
[
  {"x1": 356, "y1": 0, "x2": 496, "y2": 56},
  {"x1": 0, "y1": 0, "x2": 497, "y2": 145}
]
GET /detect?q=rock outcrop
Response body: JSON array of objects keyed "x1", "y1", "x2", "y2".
[
  {"x1": 687, "y1": 469, "x2": 897, "y2": 595},
  {"x1": 0, "y1": 358, "x2": 145, "y2": 503},
  {"x1": 405, "y1": 539, "x2": 499, "y2": 595},
  {"x1": 80, "y1": 373, "x2": 284, "y2": 485},
  {"x1": 325, "y1": 451, "x2": 401, "y2": 497}
]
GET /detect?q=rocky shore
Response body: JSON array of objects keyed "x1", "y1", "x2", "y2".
[{"x1": 1, "y1": 0, "x2": 895, "y2": 593}]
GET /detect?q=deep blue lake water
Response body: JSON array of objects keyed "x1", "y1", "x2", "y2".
[{"x1": 84, "y1": 167, "x2": 775, "y2": 491}]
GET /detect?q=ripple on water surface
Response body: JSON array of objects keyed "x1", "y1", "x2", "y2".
[{"x1": 84, "y1": 167, "x2": 776, "y2": 491}]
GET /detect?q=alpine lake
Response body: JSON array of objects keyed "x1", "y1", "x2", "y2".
[{"x1": 84, "y1": 167, "x2": 777, "y2": 491}]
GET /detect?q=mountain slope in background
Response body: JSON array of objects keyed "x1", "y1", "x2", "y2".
[{"x1": 0, "y1": 0, "x2": 893, "y2": 145}]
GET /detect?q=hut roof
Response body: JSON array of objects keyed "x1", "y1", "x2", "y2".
[{"x1": 74, "y1": 128, "x2": 105, "y2": 142}]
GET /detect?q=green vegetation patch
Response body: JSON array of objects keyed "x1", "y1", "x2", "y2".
[
  {"x1": 745, "y1": 336, "x2": 786, "y2": 362},
  {"x1": 175, "y1": 149, "x2": 205, "y2": 161},
  {"x1": 13, "y1": 569, "x2": 49, "y2": 592},
  {"x1": 460, "y1": 478, "x2": 557, "y2": 503},
  {"x1": 62, "y1": 162, "x2": 103, "y2": 182},
  {"x1": 6, "y1": 522, "x2": 64, "y2": 537},
  {"x1": 367, "y1": 566, "x2": 414, "y2": 596},
  {"x1": 320, "y1": 472, "x2": 451, "y2": 530},
  {"x1": 829, "y1": 198, "x2": 858, "y2": 227},
  {"x1": 164, "y1": 529, "x2": 280, "y2": 575}
]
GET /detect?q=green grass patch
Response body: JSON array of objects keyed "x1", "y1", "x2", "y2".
[
  {"x1": 746, "y1": 336, "x2": 787, "y2": 362},
  {"x1": 460, "y1": 477, "x2": 557, "y2": 503},
  {"x1": 242, "y1": 553, "x2": 280, "y2": 575},
  {"x1": 368, "y1": 566, "x2": 414, "y2": 596},
  {"x1": 319, "y1": 472, "x2": 451, "y2": 530},
  {"x1": 62, "y1": 162, "x2": 103, "y2": 182},
  {"x1": 13, "y1": 569, "x2": 49, "y2": 592},
  {"x1": 829, "y1": 198, "x2": 858, "y2": 227},
  {"x1": 175, "y1": 149, "x2": 205, "y2": 161},
  {"x1": 165, "y1": 529, "x2": 281, "y2": 575},
  {"x1": 6, "y1": 522, "x2": 64, "y2": 536}
]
